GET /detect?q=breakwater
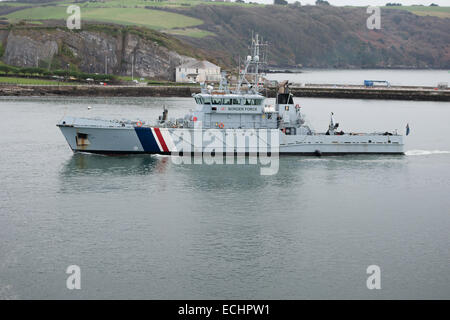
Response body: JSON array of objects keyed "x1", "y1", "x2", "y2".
[
  {"x1": 0, "y1": 84, "x2": 449, "y2": 101},
  {"x1": 287, "y1": 86, "x2": 450, "y2": 102}
]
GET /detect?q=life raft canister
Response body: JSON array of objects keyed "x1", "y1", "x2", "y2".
[
  {"x1": 219, "y1": 122, "x2": 225, "y2": 129},
  {"x1": 136, "y1": 121, "x2": 143, "y2": 127}
]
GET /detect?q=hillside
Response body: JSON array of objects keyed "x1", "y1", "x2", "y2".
[
  {"x1": 0, "y1": 1, "x2": 449, "y2": 70},
  {"x1": 164, "y1": 4, "x2": 450, "y2": 69}
]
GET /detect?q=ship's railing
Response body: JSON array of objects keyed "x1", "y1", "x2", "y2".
[{"x1": 315, "y1": 132, "x2": 401, "y2": 136}]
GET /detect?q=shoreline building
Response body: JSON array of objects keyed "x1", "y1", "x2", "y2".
[{"x1": 176, "y1": 60, "x2": 221, "y2": 83}]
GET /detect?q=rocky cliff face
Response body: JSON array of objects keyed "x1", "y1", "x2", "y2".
[
  {"x1": 1, "y1": 26, "x2": 196, "y2": 80},
  {"x1": 2, "y1": 30, "x2": 58, "y2": 68}
]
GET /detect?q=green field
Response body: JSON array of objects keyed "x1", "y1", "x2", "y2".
[
  {"x1": 0, "y1": 76, "x2": 79, "y2": 85},
  {"x1": 384, "y1": 5, "x2": 450, "y2": 18},
  {"x1": 5, "y1": 6, "x2": 203, "y2": 30},
  {"x1": 163, "y1": 27, "x2": 215, "y2": 38},
  {"x1": 1, "y1": 0, "x2": 260, "y2": 36},
  {"x1": 70, "y1": 0, "x2": 255, "y2": 9}
]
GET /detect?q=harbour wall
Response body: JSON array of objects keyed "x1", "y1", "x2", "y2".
[{"x1": 0, "y1": 84, "x2": 449, "y2": 102}]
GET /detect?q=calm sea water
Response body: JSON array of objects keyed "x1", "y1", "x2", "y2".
[
  {"x1": 1, "y1": 77, "x2": 450, "y2": 299},
  {"x1": 267, "y1": 69, "x2": 450, "y2": 87}
]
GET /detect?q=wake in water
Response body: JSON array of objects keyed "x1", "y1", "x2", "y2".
[{"x1": 405, "y1": 150, "x2": 450, "y2": 156}]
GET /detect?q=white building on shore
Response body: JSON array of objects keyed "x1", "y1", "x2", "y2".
[{"x1": 176, "y1": 60, "x2": 221, "y2": 83}]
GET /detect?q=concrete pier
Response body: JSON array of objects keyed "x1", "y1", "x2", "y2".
[
  {"x1": 285, "y1": 85, "x2": 450, "y2": 102},
  {"x1": 0, "y1": 84, "x2": 448, "y2": 101}
]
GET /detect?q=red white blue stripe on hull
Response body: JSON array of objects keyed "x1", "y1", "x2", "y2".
[{"x1": 135, "y1": 127, "x2": 177, "y2": 153}]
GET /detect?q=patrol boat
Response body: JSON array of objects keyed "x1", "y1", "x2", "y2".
[{"x1": 57, "y1": 35, "x2": 404, "y2": 156}]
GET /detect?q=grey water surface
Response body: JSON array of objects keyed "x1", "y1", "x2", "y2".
[{"x1": 0, "y1": 95, "x2": 449, "y2": 299}]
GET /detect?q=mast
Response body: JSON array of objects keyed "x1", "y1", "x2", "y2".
[{"x1": 236, "y1": 33, "x2": 268, "y2": 94}]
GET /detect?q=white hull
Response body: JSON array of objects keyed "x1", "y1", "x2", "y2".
[{"x1": 58, "y1": 117, "x2": 404, "y2": 155}]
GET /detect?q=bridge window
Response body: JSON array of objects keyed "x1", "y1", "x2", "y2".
[
  {"x1": 277, "y1": 94, "x2": 288, "y2": 104},
  {"x1": 212, "y1": 98, "x2": 222, "y2": 105},
  {"x1": 242, "y1": 99, "x2": 263, "y2": 106},
  {"x1": 223, "y1": 98, "x2": 231, "y2": 105},
  {"x1": 203, "y1": 97, "x2": 211, "y2": 105},
  {"x1": 232, "y1": 98, "x2": 241, "y2": 105},
  {"x1": 277, "y1": 94, "x2": 293, "y2": 104}
]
